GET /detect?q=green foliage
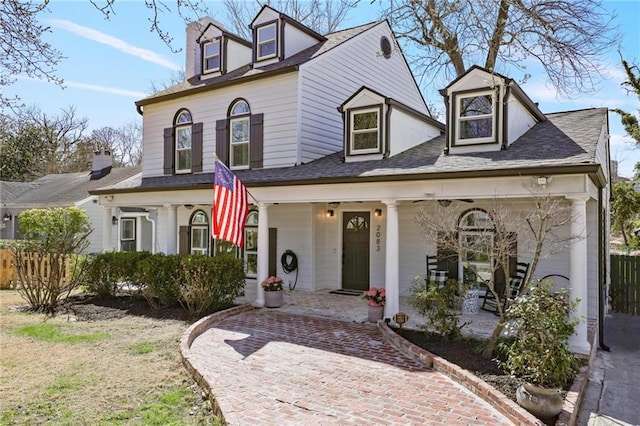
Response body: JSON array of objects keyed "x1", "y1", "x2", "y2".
[
  {"x1": 135, "y1": 253, "x2": 182, "y2": 308},
  {"x1": 178, "y1": 254, "x2": 245, "y2": 318},
  {"x1": 499, "y1": 280, "x2": 580, "y2": 388},
  {"x1": 14, "y1": 323, "x2": 109, "y2": 344},
  {"x1": 8, "y1": 207, "x2": 92, "y2": 313},
  {"x1": 84, "y1": 251, "x2": 151, "y2": 297},
  {"x1": 410, "y1": 277, "x2": 469, "y2": 339},
  {"x1": 611, "y1": 181, "x2": 640, "y2": 246}
]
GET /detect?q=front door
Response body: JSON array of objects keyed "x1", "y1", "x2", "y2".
[{"x1": 342, "y1": 212, "x2": 370, "y2": 291}]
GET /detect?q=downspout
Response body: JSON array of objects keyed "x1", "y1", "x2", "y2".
[
  {"x1": 144, "y1": 211, "x2": 157, "y2": 255},
  {"x1": 598, "y1": 186, "x2": 610, "y2": 351}
]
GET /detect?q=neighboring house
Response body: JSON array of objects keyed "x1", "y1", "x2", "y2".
[
  {"x1": 91, "y1": 6, "x2": 610, "y2": 355},
  {"x1": 0, "y1": 151, "x2": 141, "y2": 254}
]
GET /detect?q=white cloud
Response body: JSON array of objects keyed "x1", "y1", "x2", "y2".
[
  {"x1": 49, "y1": 19, "x2": 181, "y2": 71},
  {"x1": 610, "y1": 132, "x2": 636, "y2": 147},
  {"x1": 17, "y1": 75, "x2": 148, "y2": 98}
]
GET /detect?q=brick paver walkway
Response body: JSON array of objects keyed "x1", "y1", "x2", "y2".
[{"x1": 187, "y1": 310, "x2": 512, "y2": 425}]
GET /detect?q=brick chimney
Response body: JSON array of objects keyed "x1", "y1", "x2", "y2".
[{"x1": 90, "y1": 150, "x2": 113, "y2": 180}]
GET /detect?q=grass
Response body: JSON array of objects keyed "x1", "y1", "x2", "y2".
[{"x1": 1, "y1": 290, "x2": 220, "y2": 425}]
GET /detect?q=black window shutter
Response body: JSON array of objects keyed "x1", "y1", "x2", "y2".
[
  {"x1": 436, "y1": 231, "x2": 459, "y2": 281},
  {"x1": 269, "y1": 227, "x2": 277, "y2": 277},
  {"x1": 215, "y1": 119, "x2": 229, "y2": 165},
  {"x1": 250, "y1": 113, "x2": 264, "y2": 169},
  {"x1": 179, "y1": 226, "x2": 190, "y2": 255},
  {"x1": 163, "y1": 127, "x2": 175, "y2": 175},
  {"x1": 192, "y1": 122, "x2": 203, "y2": 173}
]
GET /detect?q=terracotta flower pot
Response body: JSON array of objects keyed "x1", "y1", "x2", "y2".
[
  {"x1": 367, "y1": 305, "x2": 384, "y2": 322},
  {"x1": 264, "y1": 290, "x2": 283, "y2": 308},
  {"x1": 516, "y1": 382, "x2": 564, "y2": 420}
]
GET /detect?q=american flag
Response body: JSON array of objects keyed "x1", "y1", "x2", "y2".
[{"x1": 212, "y1": 160, "x2": 249, "y2": 247}]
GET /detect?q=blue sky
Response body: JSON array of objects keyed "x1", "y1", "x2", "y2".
[{"x1": 6, "y1": 0, "x2": 640, "y2": 178}]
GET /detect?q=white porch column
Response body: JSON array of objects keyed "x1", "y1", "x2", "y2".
[
  {"x1": 102, "y1": 207, "x2": 113, "y2": 252},
  {"x1": 383, "y1": 200, "x2": 400, "y2": 321},
  {"x1": 568, "y1": 195, "x2": 590, "y2": 355},
  {"x1": 165, "y1": 204, "x2": 177, "y2": 254},
  {"x1": 256, "y1": 203, "x2": 271, "y2": 307}
]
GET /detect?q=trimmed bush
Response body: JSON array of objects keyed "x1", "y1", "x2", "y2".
[
  {"x1": 135, "y1": 254, "x2": 182, "y2": 308},
  {"x1": 84, "y1": 251, "x2": 151, "y2": 297}
]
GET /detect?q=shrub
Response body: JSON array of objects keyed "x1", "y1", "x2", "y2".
[
  {"x1": 178, "y1": 255, "x2": 245, "y2": 318},
  {"x1": 84, "y1": 251, "x2": 151, "y2": 297},
  {"x1": 410, "y1": 277, "x2": 469, "y2": 339},
  {"x1": 135, "y1": 254, "x2": 182, "y2": 308}
]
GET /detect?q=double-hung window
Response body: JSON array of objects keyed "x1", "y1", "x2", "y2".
[
  {"x1": 120, "y1": 218, "x2": 136, "y2": 252},
  {"x1": 203, "y1": 39, "x2": 221, "y2": 73},
  {"x1": 190, "y1": 210, "x2": 209, "y2": 255},
  {"x1": 175, "y1": 110, "x2": 192, "y2": 173},
  {"x1": 256, "y1": 23, "x2": 277, "y2": 60},
  {"x1": 458, "y1": 209, "x2": 494, "y2": 288},
  {"x1": 456, "y1": 91, "x2": 495, "y2": 144},
  {"x1": 350, "y1": 107, "x2": 381, "y2": 154},
  {"x1": 229, "y1": 100, "x2": 250, "y2": 169}
]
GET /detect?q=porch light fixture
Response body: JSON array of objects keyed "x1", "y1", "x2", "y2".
[
  {"x1": 374, "y1": 208, "x2": 382, "y2": 217},
  {"x1": 326, "y1": 209, "x2": 334, "y2": 217},
  {"x1": 112, "y1": 216, "x2": 118, "y2": 225},
  {"x1": 328, "y1": 202, "x2": 340, "y2": 209},
  {"x1": 437, "y1": 199, "x2": 452, "y2": 207},
  {"x1": 106, "y1": 195, "x2": 114, "y2": 202},
  {"x1": 537, "y1": 176, "x2": 551, "y2": 187},
  {"x1": 2, "y1": 213, "x2": 11, "y2": 222},
  {"x1": 184, "y1": 204, "x2": 194, "y2": 210}
]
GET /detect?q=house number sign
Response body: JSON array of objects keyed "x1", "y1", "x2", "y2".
[{"x1": 376, "y1": 225, "x2": 381, "y2": 251}]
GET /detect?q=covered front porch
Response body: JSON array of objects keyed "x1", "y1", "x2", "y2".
[{"x1": 236, "y1": 285, "x2": 502, "y2": 338}]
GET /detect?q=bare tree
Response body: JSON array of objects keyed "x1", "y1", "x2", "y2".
[
  {"x1": 0, "y1": 0, "x2": 64, "y2": 108},
  {"x1": 223, "y1": 0, "x2": 359, "y2": 39},
  {"x1": 386, "y1": 0, "x2": 620, "y2": 97},
  {"x1": 90, "y1": 121, "x2": 143, "y2": 167},
  {"x1": 415, "y1": 185, "x2": 579, "y2": 357}
]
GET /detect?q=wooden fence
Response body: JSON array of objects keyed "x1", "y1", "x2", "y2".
[
  {"x1": 610, "y1": 254, "x2": 640, "y2": 315},
  {"x1": 0, "y1": 249, "x2": 72, "y2": 289}
]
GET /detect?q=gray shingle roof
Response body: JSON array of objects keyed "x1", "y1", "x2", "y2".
[
  {"x1": 4, "y1": 166, "x2": 141, "y2": 207},
  {"x1": 127, "y1": 107, "x2": 606, "y2": 192},
  {"x1": 136, "y1": 21, "x2": 381, "y2": 105},
  {"x1": 0, "y1": 181, "x2": 39, "y2": 204}
]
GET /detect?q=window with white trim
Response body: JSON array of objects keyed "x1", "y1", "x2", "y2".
[
  {"x1": 121, "y1": 218, "x2": 136, "y2": 252},
  {"x1": 456, "y1": 91, "x2": 495, "y2": 144},
  {"x1": 350, "y1": 107, "x2": 380, "y2": 154},
  {"x1": 190, "y1": 210, "x2": 209, "y2": 255},
  {"x1": 229, "y1": 100, "x2": 250, "y2": 169},
  {"x1": 203, "y1": 39, "x2": 221, "y2": 73},
  {"x1": 458, "y1": 209, "x2": 494, "y2": 287},
  {"x1": 244, "y1": 211, "x2": 258, "y2": 277},
  {"x1": 175, "y1": 110, "x2": 192, "y2": 173},
  {"x1": 256, "y1": 23, "x2": 277, "y2": 60}
]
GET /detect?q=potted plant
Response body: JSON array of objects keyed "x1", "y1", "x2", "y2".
[
  {"x1": 499, "y1": 279, "x2": 580, "y2": 421},
  {"x1": 362, "y1": 287, "x2": 385, "y2": 322},
  {"x1": 262, "y1": 276, "x2": 284, "y2": 308}
]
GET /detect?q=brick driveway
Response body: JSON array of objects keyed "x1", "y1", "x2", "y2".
[{"x1": 186, "y1": 309, "x2": 512, "y2": 425}]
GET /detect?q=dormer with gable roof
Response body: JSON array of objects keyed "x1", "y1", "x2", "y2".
[
  {"x1": 185, "y1": 18, "x2": 252, "y2": 81},
  {"x1": 440, "y1": 65, "x2": 546, "y2": 155},
  {"x1": 249, "y1": 5, "x2": 326, "y2": 66}
]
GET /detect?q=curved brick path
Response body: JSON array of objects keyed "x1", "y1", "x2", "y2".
[{"x1": 186, "y1": 309, "x2": 512, "y2": 425}]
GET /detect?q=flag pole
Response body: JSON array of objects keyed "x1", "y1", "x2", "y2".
[{"x1": 213, "y1": 154, "x2": 259, "y2": 204}]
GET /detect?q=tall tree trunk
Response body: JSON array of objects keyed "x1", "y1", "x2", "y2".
[{"x1": 485, "y1": 0, "x2": 510, "y2": 71}]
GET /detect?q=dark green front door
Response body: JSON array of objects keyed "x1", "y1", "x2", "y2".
[{"x1": 342, "y1": 212, "x2": 370, "y2": 291}]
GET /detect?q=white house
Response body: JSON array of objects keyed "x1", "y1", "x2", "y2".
[{"x1": 91, "y1": 6, "x2": 610, "y2": 355}]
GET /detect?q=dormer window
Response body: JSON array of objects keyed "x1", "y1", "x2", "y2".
[
  {"x1": 256, "y1": 22, "x2": 277, "y2": 60},
  {"x1": 202, "y1": 39, "x2": 221, "y2": 73},
  {"x1": 349, "y1": 107, "x2": 382, "y2": 154},
  {"x1": 455, "y1": 90, "x2": 496, "y2": 145}
]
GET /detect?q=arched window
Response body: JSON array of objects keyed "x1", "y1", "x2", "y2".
[
  {"x1": 190, "y1": 210, "x2": 209, "y2": 255},
  {"x1": 229, "y1": 100, "x2": 250, "y2": 169},
  {"x1": 175, "y1": 109, "x2": 192, "y2": 173},
  {"x1": 458, "y1": 209, "x2": 494, "y2": 284}
]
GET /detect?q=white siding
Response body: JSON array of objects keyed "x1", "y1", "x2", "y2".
[
  {"x1": 283, "y1": 23, "x2": 322, "y2": 59},
  {"x1": 298, "y1": 22, "x2": 428, "y2": 163},
  {"x1": 507, "y1": 98, "x2": 536, "y2": 145},
  {"x1": 388, "y1": 109, "x2": 442, "y2": 156},
  {"x1": 586, "y1": 199, "x2": 598, "y2": 321},
  {"x1": 141, "y1": 72, "x2": 300, "y2": 177},
  {"x1": 78, "y1": 198, "x2": 104, "y2": 254},
  {"x1": 226, "y1": 39, "x2": 252, "y2": 72}
]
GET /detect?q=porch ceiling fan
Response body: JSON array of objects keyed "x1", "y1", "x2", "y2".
[{"x1": 412, "y1": 199, "x2": 474, "y2": 206}]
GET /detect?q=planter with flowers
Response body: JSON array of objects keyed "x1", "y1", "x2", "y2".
[
  {"x1": 262, "y1": 276, "x2": 284, "y2": 308},
  {"x1": 362, "y1": 287, "x2": 386, "y2": 322}
]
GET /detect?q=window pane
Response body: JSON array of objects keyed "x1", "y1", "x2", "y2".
[
  {"x1": 246, "y1": 253, "x2": 257, "y2": 275},
  {"x1": 177, "y1": 127, "x2": 192, "y2": 149},
  {"x1": 460, "y1": 95, "x2": 492, "y2": 117},
  {"x1": 121, "y1": 240, "x2": 136, "y2": 252},
  {"x1": 206, "y1": 57, "x2": 220, "y2": 70},
  {"x1": 459, "y1": 118, "x2": 493, "y2": 139},
  {"x1": 259, "y1": 41, "x2": 276, "y2": 57},
  {"x1": 246, "y1": 211, "x2": 258, "y2": 225},
  {"x1": 121, "y1": 219, "x2": 135, "y2": 240},
  {"x1": 232, "y1": 143, "x2": 249, "y2": 167},
  {"x1": 461, "y1": 210, "x2": 492, "y2": 228},
  {"x1": 204, "y1": 41, "x2": 220, "y2": 56},
  {"x1": 258, "y1": 25, "x2": 276, "y2": 41},
  {"x1": 245, "y1": 228, "x2": 258, "y2": 250},
  {"x1": 231, "y1": 101, "x2": 250, "y2": 115},
  {"x1": 176, "y1": 111, "x2": 191, "y2": 124},
  {"x1": 353, "y1": 111, "x2": 378, "y2": 130},
  {"x1": 191, "y1": 211, "x2": 207, "y2": 225},
  {"x1": 192, "y1": 228, "x2": 207, "y2": 250},
  {"x1": 215, "y1": 240, "x2": 238, "y2": 256},
  {"x1": 354, "y1": 132, "x2": 378, "y2": 150},
  {"x1": 231, "y1": 119, "x2": 249, "y2": 143},
  {"x1": 178, "y1": 150, "x2": 191, "y2": 170}
]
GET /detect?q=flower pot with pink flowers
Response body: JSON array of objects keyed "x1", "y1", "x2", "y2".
[
  {"x1": 362, "y1": 287, "x2": 386, "y2": 322},
  {"x1": 262, "y1": 276, "x2": 284, "y2": 308}
]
